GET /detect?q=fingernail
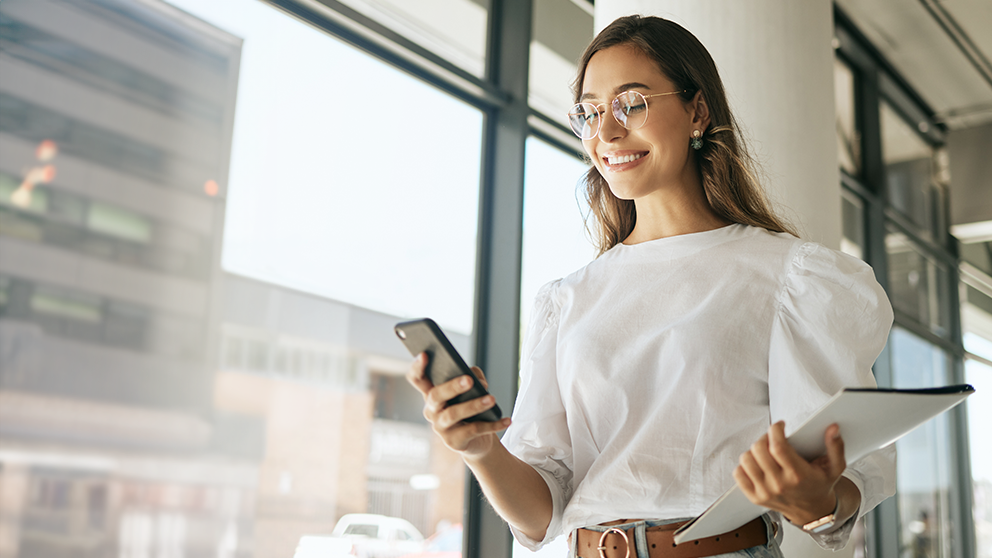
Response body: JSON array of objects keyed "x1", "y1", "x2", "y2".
[
  {"x1": 484, "y1": 396, "x2": 494, "y2": 405},
  {"x1": 461, "y1": 377, "x2": 471, "y2": 388}
]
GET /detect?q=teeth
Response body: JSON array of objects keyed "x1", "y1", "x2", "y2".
[{"x1": 607, "y1": 153, "x2": 644, "y2": 165}]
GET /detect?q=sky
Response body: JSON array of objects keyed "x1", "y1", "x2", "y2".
[{"x1": 164, "y1": 0, "x2": 593, "y2": 337}]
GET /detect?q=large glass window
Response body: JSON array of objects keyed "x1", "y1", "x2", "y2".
[
  {"x1": 520, "y1": 137, "x2": 594, "y2": 334},
  {"x1": 0, "y1": 1, "x2": 482, "y2": 557},
  {"x1": 835, "y1": 17, "x2": 969, "y2": 558},
  {"x1": 841, "y1": 189, "x2": 865, "y2": 260},
  {"x1": 886, "y1": 228, "x2": 952, "y2": 338},
  {"x1": 515, "y1": 137, "x2": 591, "y2": 556},
  {"x1": 889, "y1": 327, "x2": 956, "y2": 558},
  {"x1": 335, "y1": 0, "x2": 490, "y2": 77},
  {"x1": 529, "y1": 0, "x2": 593, "y2": 122},
  {"x1": 835, "y1": 58, "x2": 860, "y2": 176},
  {"x1": 962, "y1": 280, "x2": 992, "y2": 558},
  {"x1": 880, "y1": 101, "x2": 938, "y2": 240}
]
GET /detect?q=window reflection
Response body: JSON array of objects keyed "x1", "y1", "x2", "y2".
[
  {"x1": 886, "y1": 228, "x2": 952, "y2": 337},
  {"x1": 888, "y1": 327, "x2": 956, "y2": 558},
  {"x1": 0, "y1": 175, "x2": 211, "y2": 280},
  {"x1": 529, "y1": 0, "x2": 593, "y2": 121},
  {"x1": 841, "y1": 189, "x2": 865, "y2": 260},
  {"x1": 961, "y1": 240, "x2": 992, "y2": 278},
  {"x1": 880, "y1": 102, "x2": 937, "y2": 240},
  {"x1": 835, "y1": 58, "x2": 860, "y2": 176}
]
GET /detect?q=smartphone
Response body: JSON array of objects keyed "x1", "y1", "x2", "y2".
[{"x1": 394, "y1": 318, "x2": 502, "y2": 423}]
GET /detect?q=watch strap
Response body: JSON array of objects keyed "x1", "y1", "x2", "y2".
[{"x1": 801, "y1": 495, "x2": 841, "y2": 534}]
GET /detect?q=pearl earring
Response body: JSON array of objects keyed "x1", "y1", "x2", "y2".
[{"x1": 691, "y1": 130, "x2": 703, "y2": 150}]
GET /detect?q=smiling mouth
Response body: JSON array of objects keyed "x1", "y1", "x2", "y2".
[{"x1": 605, "y1": 152, "x2": 646, "y2": 166}]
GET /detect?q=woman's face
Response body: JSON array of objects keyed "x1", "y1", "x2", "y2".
[{"x1": 579, "y1": 44, "x2": 701, "y2": 201}]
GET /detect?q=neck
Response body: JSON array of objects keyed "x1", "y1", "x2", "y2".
[{"x1": 623, "y1": 173, "x2": 730, "y2": 244}]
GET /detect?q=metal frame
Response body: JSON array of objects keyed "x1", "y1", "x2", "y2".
[
  {"x1": 468, "y1": 1, "x2": 533, "y2": 556},
  {"x1": 835, "y1": 6, "x2": 976, "y2": 558}
]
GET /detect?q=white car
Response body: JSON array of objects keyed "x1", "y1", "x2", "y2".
[{"x1": 293, "y1": 514, "x2": 425, "y2": 558}]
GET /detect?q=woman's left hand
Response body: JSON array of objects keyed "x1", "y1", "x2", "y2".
[{"x1": 733, "y1": 421, "x2": 847, "y2": 526}]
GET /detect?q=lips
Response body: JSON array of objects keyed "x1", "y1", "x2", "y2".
[{"x1": 602, "y1": 151, "x2": 648, "y2": 171}]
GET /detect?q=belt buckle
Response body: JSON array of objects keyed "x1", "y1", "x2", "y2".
[{"x1": 597, "y1": 527, "x2": 630, "y2": 558}]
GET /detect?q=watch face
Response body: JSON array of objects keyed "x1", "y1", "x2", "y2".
[{"x1": 803, "y1": 514, "x2": 837, "y2": 533}]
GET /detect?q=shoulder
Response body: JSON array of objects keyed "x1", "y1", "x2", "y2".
[
  {"x1": 534, "y1": 278, "x2": 563, "y2": 311},
  {"x1": 775, "y1": 238, "x2": 892, "y2": 326},
  {"x1": 736, "y1": 227, "x2": 875, "y2": 283},
  {"x1": 785, "y1": 240, "x2": 879, "y2": 290}
]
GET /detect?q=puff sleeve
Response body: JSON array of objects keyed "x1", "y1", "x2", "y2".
[
  {"x1": 768, "y1": 243, "x2": 897, "y2": 549},
  {"x1": 501, "y1": 280, "x2": 573, "y2": 550}
]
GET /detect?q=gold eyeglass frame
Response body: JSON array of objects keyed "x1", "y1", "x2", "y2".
[{"x1": 568, "y1": 89, "x2": 687, "y2": 140}]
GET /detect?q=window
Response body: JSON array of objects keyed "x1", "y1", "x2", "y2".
[
  {"x1": 336, "y1": 0, "x2": 491, "y2": 77},
  {"x1": 885, "y1": 229, "x2": 952, "y2": 337},
  {"x1": 515, "y1": 138, "x2": 590, "y2": 556},
  {"x1": 0, "y1": 172, "x2": 210, "y2": 279},
  {"x1": 1, "y1": 0, "x2": 484, "y2": 555},
  {"x1": 889, "y1": 327, "x2": 956, "y2": 558},
  {"x1": 881, "y1": 101, "x2": 938, "y2": 240},
  {"x1": 529, "y1": 0, "x2": 593, "y2": 121},
  {"x1": 841, "y1": 189, "x2": 865, "y2": 260},
  {"x1": 834, "y1": 11, "x2": 971, "y2": 557},
  {"x1": 835, "y1": 58, "x2": 860, "y2": 176},
  {"x1": 520, "y1": 136, "x2": 594, "y2": 336},
  {"x1": 963, "y1": 279, "x2": 992, "y2": 558}
]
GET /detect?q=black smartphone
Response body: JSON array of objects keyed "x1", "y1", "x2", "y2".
[{"x1": 394, "y1": 318, "x2": 502, "y2": 423}]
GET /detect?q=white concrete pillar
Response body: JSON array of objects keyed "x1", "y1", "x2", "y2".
[
  {"x1": 594, "y1": 0, "x2": 842, "y2": 249},
  {"x1": 594, "y1": 2, "x2": 850, "y2": 557}
]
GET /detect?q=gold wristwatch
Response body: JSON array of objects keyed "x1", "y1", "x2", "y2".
[{"x1": 801, "y1": 496, "x2": 841, "y2": 534}]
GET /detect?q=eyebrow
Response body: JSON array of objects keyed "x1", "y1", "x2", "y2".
[{"x1": 578, "y1": 82, "x2": 652, "y2": 102}]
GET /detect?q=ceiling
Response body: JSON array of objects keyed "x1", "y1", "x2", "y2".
[{"x1": 836, "y1": 0, "x2": 992, "y2": 130}]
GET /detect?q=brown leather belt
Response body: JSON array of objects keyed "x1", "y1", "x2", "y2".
[{"x1": 574, "y1": 517, "x2": 767, "y2": 558}]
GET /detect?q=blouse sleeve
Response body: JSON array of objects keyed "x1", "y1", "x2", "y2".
[
  {"x1": 500, "y1": 279, "x2": 573, "y2": 550},
  {"x1": 769, "y1": 243, "x2": 897, "y2": 550}
]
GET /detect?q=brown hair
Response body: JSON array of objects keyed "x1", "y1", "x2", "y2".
[{"x1": 574, "y1": 15, "x2": 797, "y2": 254}]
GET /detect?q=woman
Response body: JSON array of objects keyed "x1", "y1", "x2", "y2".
[{"x1": 407, "y1": 15, "x2": 894, "y2": 558}]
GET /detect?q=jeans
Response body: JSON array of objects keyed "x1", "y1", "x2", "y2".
[{"x1": 568, "y1": 515, "x2": 785, "y2": 558}]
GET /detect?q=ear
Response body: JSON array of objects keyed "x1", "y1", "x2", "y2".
[{"x1": 690, "y1": 90, "x2": 711, "y2": 131}]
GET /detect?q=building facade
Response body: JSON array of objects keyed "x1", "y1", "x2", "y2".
[{"x1": 0, "y1": 1, "x2": 253, "y2": 556}]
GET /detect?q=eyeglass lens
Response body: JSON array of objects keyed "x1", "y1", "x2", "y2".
[{"x1": 568, "y1": 91, "x2": 650, "y2": 140}]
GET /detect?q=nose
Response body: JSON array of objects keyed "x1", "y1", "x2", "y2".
[{"x1": 597, "y1": 108, "x2": 627, "y2": 142}]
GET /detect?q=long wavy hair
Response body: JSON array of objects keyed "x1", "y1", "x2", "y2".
[{"x1": 574, "y1": 15, "x2": 797, "y2": 254}]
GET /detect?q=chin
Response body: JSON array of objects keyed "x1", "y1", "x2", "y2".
[{"x1": 605, "y1": 180, "x2": 642, "y2": 201}]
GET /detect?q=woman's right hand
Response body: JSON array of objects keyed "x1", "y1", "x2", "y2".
[{"x1": 406, "y1": 352, "x2": 512, "y2": 459}]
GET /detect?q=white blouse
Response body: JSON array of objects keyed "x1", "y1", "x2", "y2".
[{"x1": 502, "y1": 224, "x2": 896, "y2": 551}]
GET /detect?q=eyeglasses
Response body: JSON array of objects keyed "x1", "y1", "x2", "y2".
[{"x1": 567, "y1": 90, "x2": 686, "y2": 140}]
